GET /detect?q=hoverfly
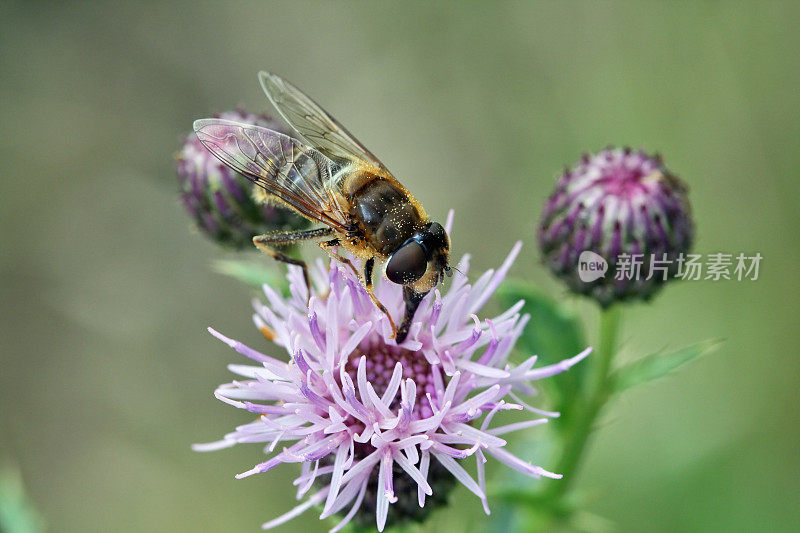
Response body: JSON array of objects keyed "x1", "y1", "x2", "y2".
[{"x1": 193, "y1": 72, "x2": 450, "y2": 343}]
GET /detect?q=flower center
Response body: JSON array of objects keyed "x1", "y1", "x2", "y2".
[{"x1": 346, "y1": 339, "x2": 435, "y2": 419}]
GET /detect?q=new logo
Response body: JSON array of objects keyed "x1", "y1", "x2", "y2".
[{"x1": 578, "y1": 251, "x2": 608, "y2": 282}]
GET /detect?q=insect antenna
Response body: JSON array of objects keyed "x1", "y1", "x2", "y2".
[{"x1": 442, "y1": 265, "x2": 467, "y2": 283}]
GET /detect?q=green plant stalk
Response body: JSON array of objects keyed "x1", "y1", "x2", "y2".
[{"x1": 542, "y1": 304, "x2": 621, "y2": 504}]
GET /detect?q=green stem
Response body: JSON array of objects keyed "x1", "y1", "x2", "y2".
[{"x1": 543, "y1": 304, "x2": 621, "y2": 502}]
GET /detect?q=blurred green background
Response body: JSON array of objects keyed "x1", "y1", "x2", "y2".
[{"x1": 1, "y1": 1, "x2": 798, "y2": 531}]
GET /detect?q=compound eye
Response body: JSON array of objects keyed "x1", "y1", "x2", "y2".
[{"x1": 386, "y1": 241, "x2": 427, "y2": 285}]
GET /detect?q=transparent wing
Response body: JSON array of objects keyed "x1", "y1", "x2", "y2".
[
  {"x1": 259, "y1": 71, "x2": 387, "y2": 170},
  {"x1": 193, "y1": 118, "x2": 349, "y2": 230}
]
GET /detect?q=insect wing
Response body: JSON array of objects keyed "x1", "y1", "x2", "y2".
[
  {"x1": 259, "y1": 71, "x2": 387, "y2": 170},
  {"x1": 193, "y1": 118, "x2": 349, "y2": 230}
]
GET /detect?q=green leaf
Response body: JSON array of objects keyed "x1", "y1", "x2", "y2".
[
  {"x1": 0, "y1": 464, "x2": 45, "y2": 533},
  {"x1": 212, "y1": 259, "x2": 289, "y2": 293},
  {"x1": 495, "y1": 279, "x2": 587, "y2": 412},
  {"x1": 612, "y1": 339, "x2": 722, "y2": 393}
]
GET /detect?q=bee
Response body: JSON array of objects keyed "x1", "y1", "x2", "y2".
[{"x1": 193, "y1": 72, "x2": 451, "y2": 343}]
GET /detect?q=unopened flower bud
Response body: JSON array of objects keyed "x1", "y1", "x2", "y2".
[{"x1": 538, "y1": 147, "x2": 694, "y2": 305}]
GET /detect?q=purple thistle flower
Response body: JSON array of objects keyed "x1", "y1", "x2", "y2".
[
  {"x1": 195, "y1": 214, "x2": 590, "y2": 531},
  {"x1": 538, "y1": 147, "x2": 694, "y2": 305},
  {"x1": 176, "y1": 109, "x2": 309, "y2": 249}
]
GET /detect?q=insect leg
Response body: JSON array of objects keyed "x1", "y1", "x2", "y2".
[
  {"x1": 253, "y1": 227, "x2": 334, "y2": 290},
  {"x1": 317, "y1": 238, "x2": 359, "y2": 277},
  {"x1": 317, "y1": 244, "x2": 399, "y2": 338},
  {"x1": 396, "y1": 286, "x2": 427, "y2": 344},
  {"x1": 362, "y1": 256, "x2": 399, "y2": 340}
]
